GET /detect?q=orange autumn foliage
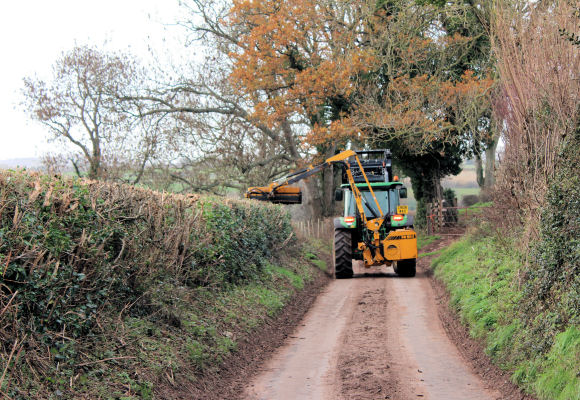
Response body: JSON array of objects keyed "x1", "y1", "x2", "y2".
[
  {"x1": 228, "y1": 0, "x2": 374, "y2": 146},
  {"x1": 228, "y1": 0, "x2": 495, "y2": 154}
]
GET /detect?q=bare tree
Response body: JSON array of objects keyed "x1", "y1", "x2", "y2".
[
  {"x1": 23, "y1": 46, "x2": 154, "y2": 181},
  {"x1": 117, "y1": 0, "x2": 309, "y2": 196}
]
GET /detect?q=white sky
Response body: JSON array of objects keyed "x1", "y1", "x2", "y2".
[{"x1": 0, "y1": 0, "x2": 187, "y2": 160}]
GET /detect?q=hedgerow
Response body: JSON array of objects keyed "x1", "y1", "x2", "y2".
[{"x1": 0, "y1": 170, "x2": 296, "y2": 398}]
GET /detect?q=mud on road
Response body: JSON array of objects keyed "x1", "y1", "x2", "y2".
[{"x1": 244, "y1": 238, "x2": 533, "y2": 400}]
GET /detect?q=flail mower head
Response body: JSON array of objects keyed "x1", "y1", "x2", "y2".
[{"x1": 245, "y1": 185, "x2": 302, "y2": 204}]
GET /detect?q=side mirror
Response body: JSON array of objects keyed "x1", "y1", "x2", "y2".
[
  {"x1": 399, "y1": 187, "x2": 408, "y2": 199},
  {"x1": 335, "y1": 189, "x2": 344, "y2": 202}
]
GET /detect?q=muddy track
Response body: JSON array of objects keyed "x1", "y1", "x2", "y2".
[{"x1": 244, "y1": 238, "x2": 534, "y2": 400}]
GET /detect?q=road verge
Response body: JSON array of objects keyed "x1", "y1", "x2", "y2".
[{"x1": 430, "y1": 231, "x2": 578, "y2": 400}]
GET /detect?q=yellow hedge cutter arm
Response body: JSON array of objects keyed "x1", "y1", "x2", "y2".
[
  {"x1": 246, "y1": 151, "x2": 381, "y2": 219},
  {"x1": 246, "y1": 150, "x2": 391, "y2": 260}
]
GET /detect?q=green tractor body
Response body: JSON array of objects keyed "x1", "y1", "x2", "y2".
[
  {"x1": 332, "y1": 150, "x2": 417, "y2": 279},
  {"x1": 334, "y1": 182, "x2": 414, "y2": 261}
]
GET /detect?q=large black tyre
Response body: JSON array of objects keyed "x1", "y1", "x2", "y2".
[
  {"x1": 394, "y1": 258, "x2": 416, "y2": 277},
  {"x1": 334, "y1": 229, "x2": 353, "y2": 279}
]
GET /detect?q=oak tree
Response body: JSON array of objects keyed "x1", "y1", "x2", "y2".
[
  {"x1": 352, "y1": 0, "x2": 495, "y2": 217},
  {"x1": 227, "y1": 0, "x2": 375, "y2": 214}
]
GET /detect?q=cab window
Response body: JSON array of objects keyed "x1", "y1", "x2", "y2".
[{"x1": 345, "y1": 190, "x2": 398, "y2": 217}]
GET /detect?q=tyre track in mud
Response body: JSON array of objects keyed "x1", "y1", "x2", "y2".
[{"x1": 244, "y1": 238, "x2": 518, "y2": 400}]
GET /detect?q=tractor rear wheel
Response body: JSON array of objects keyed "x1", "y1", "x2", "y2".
[
  {"x1": 394, "y1": 258, "x2": 416, "y2": 277},
  {"x1": 334, "y1": 229, "x2": 353, "y2": 279}
]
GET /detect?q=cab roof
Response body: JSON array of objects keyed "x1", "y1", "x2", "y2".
[{"x1": 341, "y1": 182, "x2": 404, "y2": 189}]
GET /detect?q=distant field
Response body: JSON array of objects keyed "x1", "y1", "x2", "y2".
[
  {"x1": 441, "y1": 164, "x2": 478, "y2": 189},
  {"x1": 400, "y1": 162, "x2": 480, "y2": 212},
  {"x1": 449, "y1": 187, "x2": 480, "y2": 198}
]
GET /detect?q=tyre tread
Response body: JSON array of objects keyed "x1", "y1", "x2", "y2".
[{"x1": 334, "y1": 229, "x2": 353, "y2": 279}]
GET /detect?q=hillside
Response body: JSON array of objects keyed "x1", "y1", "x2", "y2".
[{"x1": 0, "y1": 158, "x2": 42, "y2": 169}]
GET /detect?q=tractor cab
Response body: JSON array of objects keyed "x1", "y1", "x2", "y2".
[
  {"x1": 334, "y1": 149, "x2": 412, "y2": 230},
  {"x1": 337, "y1": 182, "x2": 410, "y2": 228}
]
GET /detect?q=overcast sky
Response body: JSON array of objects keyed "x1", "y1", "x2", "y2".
[{"x1": 0, "y1": 0, "x2": 187, "y2": 160}]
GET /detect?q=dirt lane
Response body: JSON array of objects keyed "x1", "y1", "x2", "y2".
[
  {"x1": 244, "y1": 279, "x2": 356, "y2": 400},
  {"x1": 244, "y1": 243, "x2": 502, "y2": 400},
  {"x1": 383, "y1": 270, "x2": 499, "y2": 399}
]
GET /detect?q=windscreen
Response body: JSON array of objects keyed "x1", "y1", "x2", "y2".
[{"x1": 345, "y1": 189, "x2": 399, "y2": 217}]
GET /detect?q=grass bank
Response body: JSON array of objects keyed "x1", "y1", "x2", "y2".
[
  {"x1": 0, "y1": 170, "x2": 328, "y2": 399},
  {"x1": 417, "y1": 234, "x2": 441, "y2": 250},
  {"x1": 432, "y1": 232, "x2": 579, "y2": 400}
]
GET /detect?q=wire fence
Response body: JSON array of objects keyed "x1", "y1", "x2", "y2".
[{"x1": 292, "y1": 218, "x2": 334, "y2": 240}]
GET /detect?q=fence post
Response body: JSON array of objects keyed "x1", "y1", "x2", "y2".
[{"x1": 427, "y1": 203, "x2": 432, "y2": 235}]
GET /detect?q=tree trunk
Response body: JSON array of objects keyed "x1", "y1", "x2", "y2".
[
  {"x1": 89, "y1": 156, "x2": 101, "y2": 180},
  {"x1": 475, "y1": 153, "x2": 484, "y2": 188},
  {"x1": 88, "y1": 136, "x2": 102, "y2": 180},
  {"x1": 281, "y1": 119, "x2": 300, "y2": 160},
  {"x1": 89, "y1": 160, "x2": 99, "y2": 180},
  {"x1": 320, "y1": 144, "x2": 336, "y2": 217},
  {"x1": 287, "y1": 179, "x2": 322, "y2": 221},
  {"x1": 483, "y1": 136, "x2": 499, "y2": 189},
  {"x1": 433, "y1": 170, "x2": 443, "y2": 230}
]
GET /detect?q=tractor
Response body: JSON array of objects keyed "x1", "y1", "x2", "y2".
[{"x1": 246, "y1": 149, "x2": 417, "y2": 278}]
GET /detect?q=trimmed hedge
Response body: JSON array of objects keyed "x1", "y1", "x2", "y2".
[{"x1": 0, "y1": 171, "x2": 293, "y2": 397}]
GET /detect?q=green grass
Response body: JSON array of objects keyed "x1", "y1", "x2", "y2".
[
  {"x1": 532, "y1": 327, "x2": 580, "y2": 400},
  {"x1": 432, "y1": 234, "x2": 580, "y2": 399},
  {"x1": 267, "y1": 264, "x2": 306, "y2": 290},
  {"x1": 458, "y1": 201, "x2": 492, "y2": 215},
  {"x1": 450, "y1": 187, "x2": 480, "y2": 197},
  {"x1": 418, "y1": 249, "x2": 442, "y2": 258},
  {"x1": 433, "y1": 236, "x2": 520, "y2": 339},
  {"x1": 417, "y1": 234, "x2": 440, "y2": 250},
  {"x1": 110, "y1": 257, "x2": 317, "y2": 388},
  {"x1": 302, "y1": 238, "x2": 331, "y2": 272},
  {"x1": 308, "y1": 257, "x2": 327, "y2": 271}
]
